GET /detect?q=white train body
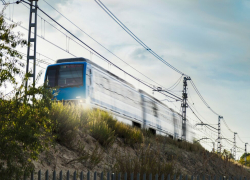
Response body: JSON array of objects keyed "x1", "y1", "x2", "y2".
[{"x1": 45, "y1": 58, "x2": 195, "y2": 142}]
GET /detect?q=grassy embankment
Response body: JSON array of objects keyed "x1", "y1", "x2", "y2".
[{"x1": 45, "y1": 102, "x2": 250, "y2": 178}]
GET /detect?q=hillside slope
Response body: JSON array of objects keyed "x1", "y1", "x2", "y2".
[{"x1": 32, "y1": 102, "x2": 250, "y2": 179}]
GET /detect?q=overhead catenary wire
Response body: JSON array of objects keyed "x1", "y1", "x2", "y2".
[
  {"x1": 4, "y1": 16, "x2": 78, "y2": 58},
  {"x1": 190, "y1": 80, "x2": 220, "y2": 116},
  {"x1": 17, "y1": 0, "x2": 182, "y2": 101},
  {"x1": 221, "y1": 118, "x2": 234, "y2": 133},
  {"x1": 189, "y1": 105, "x2": 218, "y2": 134},
  {"x1": 187, "y1": 98, "x2": 210, "y2": 124},
  {"x1": 41, "y1": 0, "x2": 183, "y2": 96},
  {"x1": 21, "y1": 0, "x2": 182, "y2": 101},
  {"x1": 165, "y1": 74, "x2": 183, "y2": 91},
  {"x1": 237, "y1": 134, "x2": 245, "y2": 144},
  {"x1": 94, "y1": 0, "x2": 186, "y2": 76}
]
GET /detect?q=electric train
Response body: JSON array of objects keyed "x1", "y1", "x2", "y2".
[{"x1": 45, "y1": 57, "x2": 195, "y2": 142}]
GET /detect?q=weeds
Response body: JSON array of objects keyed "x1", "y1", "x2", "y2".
[
  {"x1": 88, "y1": 120, "x2": 116, "y2": 147},
  {"x1": 67, "y1": 144, "x2": 104, "y2": 169},
  {"x1": 113, "y1": 145, "x2": 175, "y2": 179},
  {"x1": 114, "y1": 122, "x2": 143, "y2": 146},
  {"x1": 48, "y1": 103, "x2": 250, "y2": 177},
  {"x1": 50, "y1": 102, "x2": 80, "y2": 147}
]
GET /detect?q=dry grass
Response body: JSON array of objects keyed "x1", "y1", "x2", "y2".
[
  {"x1": 112, "y1": 144, "x2": 176, "y2": 179},
  {"x1": 48, "y1": 102, "x2": 250, "y2": 177}
]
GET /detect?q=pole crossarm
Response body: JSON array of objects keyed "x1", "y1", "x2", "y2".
[
  {"x1": 153, "y1": 87, "x2": 182, "y2": 101},
  {"x1": 215, "y1": 137, "x2": 234, "y2": 144},
  {"x1": 195, "y1": 123, "x2": 218, "y2": 131}
]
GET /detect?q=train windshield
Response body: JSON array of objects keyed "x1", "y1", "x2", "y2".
[{"x1": 46, "y1": 64, "x2": 84, "y2": 88}]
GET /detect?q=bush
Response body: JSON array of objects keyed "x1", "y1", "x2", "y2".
[
  {"x1": 89, "y1": 109, "x2": 143, "y2": 147},
  {"x1": 88, "y1": 120, "x2": 116, "y2": 147},
  {"x1": 0, "y1": 85, "x2": 54, "y2": 179},
  {"x1": 50, "y1": 102, "x2": 80, "y2": 147},
  {"x1": 114, "y1": 122, "x2": 143, "y2": 146},
  {"x1": 113, "y1": 145, "x2": 175, "y2": 179}
]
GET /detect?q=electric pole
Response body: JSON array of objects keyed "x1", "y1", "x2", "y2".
[
  {"x1": 217, "y1": 116, "x2": 223, "y2": 154},
  {"x1": 245, "y1": 143, "x2": 248, "y2": 166},
  {"x1": 181, "y1": 76, "x2": 191, "y2": 141},
  {"x1": 25, "y1": 0, "x2": 38, "y2": 91},
  {"x1": 234, "y1": 132, "x2": 237, "y2": 160}
]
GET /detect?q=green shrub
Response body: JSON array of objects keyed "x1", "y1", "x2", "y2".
[
  {"x1": 88, "y1": 120, "x2": 116, "y2": 147},
  {"x1": 115, "y1": 122, "x2": 143, "y2": 145},
  {"x1": 89, "y1": 109, "x2": 143, "y2": 146},
  {"x1": 50, "y1": 102, "x2": 80, "y2": 146}
]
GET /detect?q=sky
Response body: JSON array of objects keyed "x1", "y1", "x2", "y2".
[{"x1": 1, "y1": 0, "x2": 250, "y2": 158}]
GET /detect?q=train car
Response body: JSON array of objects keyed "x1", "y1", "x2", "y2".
[{"x1": 45, "y1": 57, "x2": 195, "y2": 142}]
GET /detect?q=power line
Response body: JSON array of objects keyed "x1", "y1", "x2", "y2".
[
  {"x1": 41, "y1": 0, "x2": 183, "y2": 96},
  {"x1": 190, "y1": 80, "x2": 220, "y2": 116},
  {"x1": 165, "y1": 75, "x2": 183, "y2": 91},
  {"x1": 187, "y1": 99, "x2": 210, "y2": 124},
  {"x1": 189, "y1": 105, "x2": 218, "y2": 135},
  {"x1": 188, "y1": 105, "x2": 203, "y2": 123},
  {"x1": 4, "y1": 16, "x2": 78, "y2": 58},
  {"x1": 221, "y1": 118, "x2": 234, "y2": 133},
  {"x1": 18, "y1": 0, "x2": 182, "y2": 101},
  {"x1": 237, "y1": 134, "x2": 245, "y2": 144},
  {"x1": 94, "y1": 0, "x2": 186, "y2": 76}
]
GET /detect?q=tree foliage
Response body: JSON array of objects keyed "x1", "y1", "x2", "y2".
[
  {"x1": 0, "y1": 8, "x2": 53, "y2": 179},
  {"x1": 0, "y1": 7, "x2": 27, "y2": 90},
  {"x1": 239, "y1": 153, "x2": 250, "y2": 167}
]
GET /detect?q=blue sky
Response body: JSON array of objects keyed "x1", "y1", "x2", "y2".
[{"x1": 2, "y1": 0, "x2": 250, "y2": 157}]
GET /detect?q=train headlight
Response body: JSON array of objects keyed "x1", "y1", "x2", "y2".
[{"x1": 79, "y1": 99, "x2": 84, "y2": 103}]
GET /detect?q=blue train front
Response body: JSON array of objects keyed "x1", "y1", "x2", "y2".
[
  {"x1": 45, "y1": 58, "x2": 88, "y2": 102},
  {"x1": 45, "y1": 57, "x2": 195, "y2": 142}
]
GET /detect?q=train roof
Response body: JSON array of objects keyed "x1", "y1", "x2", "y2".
[
  {"x1": 56, "y1": 57, "x2": 89, "y2": 64},
  {"x1": 56, "y1": 57, "x2": 135, "y2": 89}
]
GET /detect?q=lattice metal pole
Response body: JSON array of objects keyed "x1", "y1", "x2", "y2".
[
  {"x1": 245, "y1": 143, "x2": 248, "y2": 166},
  {"x1": 217, "y1": 116, "x2": 223, "y2": 154},
  {"x1": 181, "y1": 76, "x2": 191, "y2": 141},
  {"x1": 25, "y1": 0, "x2": 38, "y2": 91},
  {"x1": 234, "y1": 132, "x2": 237, "y2": 160}
]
